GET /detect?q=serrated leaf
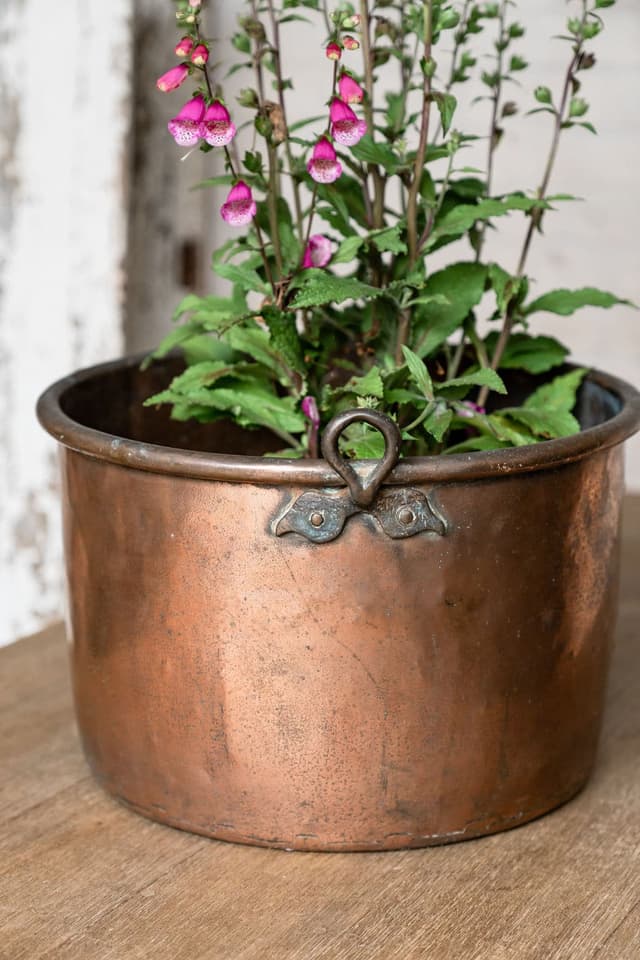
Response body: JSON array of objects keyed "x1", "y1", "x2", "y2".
[
  {"x1": 351, "y1": 135, "x2": 400, "y2": 173},
  {"x1": 485, "y1": 332, "x2": 569, "y2": 374},
  {"x1": 290, "y1": 270, "x2": 383, "y2": 309},
  {"x1": 524, "y1": 287, "x2": 634, "y2": 316},
  {"x1": 428, "y1": 195, "x2": 547, "y2": 248},
  {"x1": 349, "y1": 366, "x2": 385, "y2": 400},
  {"x1": 523, "y1": 367, "x2": 587, "y2": 414},
  {"x1": 423, "y1": 404, "x2": 453, "y2": 442},
  {"x1": 370, "y1": 225, "x2": 408, "y2": 255},
  {"x1": 413, "y1": 262, "x2": 488, "y2": 357},
  {"x1": 402, "y1": 346, "x2": 434, "y2": 400},
  {"x1": 502, "y1": 407, "x2": 580, "y2": 439},
  {"x1": 439, "y1": 368, "x2": 507, "y2": 396},
  {"x1": 332, "y1": 235, "x2": 365, "y2": 265},
  {"x1": 262, "y1": 307, "x2": 305, "y2": 376},
  {"x1": 214, "y1": 260, "x2": 269, "y2": 294}
]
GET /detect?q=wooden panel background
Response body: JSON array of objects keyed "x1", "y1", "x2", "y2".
[{"x1": 1, "y1": 0, "x2": 639, "y2": 645}]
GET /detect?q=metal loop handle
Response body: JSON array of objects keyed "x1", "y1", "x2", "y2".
[{"x1": 320, "y1": 409, "x2": 401, "y2": 509}]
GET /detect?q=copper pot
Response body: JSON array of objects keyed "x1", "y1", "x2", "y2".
[{"x1": 37, "y1": 356, "x2": 640, "y2": 851}]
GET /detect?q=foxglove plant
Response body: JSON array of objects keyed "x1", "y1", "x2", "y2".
[{"x1": 147, "y1": 0, "x2": 630, "y2": 459}]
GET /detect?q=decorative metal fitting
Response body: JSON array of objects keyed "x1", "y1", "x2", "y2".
[{"x1": 275, "y1": 409, "x2": 446, "y2": 544}]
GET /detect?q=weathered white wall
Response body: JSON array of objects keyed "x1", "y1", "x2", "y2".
[
  {"x1": 1, "y1": 0, "x2": 638, "y2": 645},
  {"x1": 0, "y1": 0, "x2": 132, "y2": 645}
]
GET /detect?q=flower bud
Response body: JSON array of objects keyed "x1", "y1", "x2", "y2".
[
  {"x1": 174, "y1": 36, "x2": 194, "y2": 57},
  {"x1": 191, "y1": 43, "x2": 209, "y2": 66},
  {"x1": 156, "y1": 63, "x2": 189, "y2": 92},
  {"x1": 343, "y1": 14, "x2": 362, "y2": 29},
  {"x1": 188, "y1": 0, "x2": 202, "y2": 7},
  {"x1": 343, "y1": 35, "x2": 360, "y2": 51},
  {"x1": 325, "y1": 41, "x2": 342, "y2": 61}
]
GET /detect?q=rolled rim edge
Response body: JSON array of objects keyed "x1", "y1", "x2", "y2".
[{"x1": 36, "y1": 353, "x2": 640, "y2": 486}]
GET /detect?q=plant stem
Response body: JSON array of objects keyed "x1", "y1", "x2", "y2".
[
  {"x1": 223, "y1": 146, "x2": 276, "y2": 294},
  {"x1": 479, "y1": 0, "x2": 589, "y2": 406},
  {"x1": 396, "y1": 0, "x2": 433, "y2": 365},
  {"x1": 475, "y1": 0, "x2": 508, "y2": 261},
  {"x1": 359, "y1": 0, "x2": 385, "y2": 229},
  {"x1": 406, "y1": 1, "x2": 434, "y2": 266},
  {"x1": 250, "y1": 0, "x2": 284, "y2": 279},
  {"x1": 266, "y1": 0, "x2": 304, "y2": 243},
  {"x1": 300, "y1": 60, "x2": 339, "y2": 258}
]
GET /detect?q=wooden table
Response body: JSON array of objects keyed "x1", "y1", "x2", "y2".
[{"x1": 2, "y1": 500, "x2": 639, "y2": 960}]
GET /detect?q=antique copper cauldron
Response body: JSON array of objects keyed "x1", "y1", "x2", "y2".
[{"x1": 37, "y1": 356, "x2": 640, "y2": 851}]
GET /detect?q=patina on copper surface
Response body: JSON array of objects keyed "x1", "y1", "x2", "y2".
[{"x1": 37, "y1": 356, "x2": 640, "y2": 851}]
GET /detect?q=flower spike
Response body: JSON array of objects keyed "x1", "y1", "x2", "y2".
[
  {"x1": 307, "y1": 137, "x2": 343, "y2": 184},
  {"x1": 200, "y1": 100, "x2": 237, "y2": 146},
  {"x1": 220, "y1": 181, "x2": 257, "y2": 226},
  {"x1": 329, "y1": 98, "x2": 367, "y2": 146},
  {"x1": 168, "y1": 95, "x2": 206, "y2": 145}
]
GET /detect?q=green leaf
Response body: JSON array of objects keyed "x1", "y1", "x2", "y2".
[
  {"x1": 445, "y1": 434, "x2": 510, "y2": 454},
  {"x1": 423, "y1": 404, "x2": 453, "y2": 443},
  {"x1": 213, "y1": 260, "x2": 269, "y2": 294},
  {"x1": 413, "y1": 262, "x2": 488, "y2": 357},
  {"x1": 339, "y1": 423, "x2": 386, "y2": 459},
  {"x1": 524, "y1": 287, "x2": 634, "y2": 317},
  {"x1": 262, "y1": 307, "x2": 305, "y2": 376},
  {"x1": 290, "y1": 270, "x2": 383, "y2": 309},
  {"x1": 438, "y1": 368, "x2": 507, "y2": 396},
  {"x1": 348, "y1": 366, "x2": 385, "y2": 400},
  {"x1": 332, "y1": 235, "x2": 365, "y2": 265},
  {"x1": 428, "y1": 195, "x2": 548, "y2": 248},
  {"x1": 484, "y1": 332, "x2": 569, "y2": 374},
  {"x1": 431, "y1": 92, "x2": 457, "y2": 135},
  {"x1": 523, "y1": 367, "x2": 587, "y2": 414},
  {"x1": 488, "y1": 263, "x2": 526, "y2": 314},
  {"x1": 350, "y1": 135, "x2": 400, "y2": 174},
  {"x1": 402, "y1": 346, "x2": 434, "y2": 400},
  {"x1": 370, "y1": 225, "x2": 408, "y2": 255},
  {"x1": 225, "y1": 326, "x2": 288, "y2": 380},
  {"x1": 501, "y1": 407, "x2": 580, "y2": 439},
  {"x1": 486, "y1": 413, "x2": 538, "y2": 446}
]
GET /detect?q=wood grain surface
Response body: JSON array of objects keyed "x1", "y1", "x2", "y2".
[{"x1": 1, "y1": 499, "x2": 639, "y2": 960}]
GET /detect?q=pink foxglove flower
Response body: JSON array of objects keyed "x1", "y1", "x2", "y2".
[
  {"x1": 188, "y1": 0, "x2": 202, "y2": 7},
  {"x1": 175, "y1": 36, "x2": 194, "y2": 57},
  {"x1": 302, "y1": 235, "x2": 333, "y2": 269},
  {"x1": 191, "y1": 43, "x2": 209, "y2": 66},
  {"x1": 338, "y1": 72, "x2": 364, "y2": 104},
  {"x1": 200, "y1": 100, "x2": 236, "y2": 146},
  {"x1": 325, "y1": 42, "x2": 342, "y2": 61},
  {"x1": 307, "y1": 137, "x2": 343, "y2": 184},
  {"x1": 156, "y1": 63, "x2": 189, "y2": 92},
  {"x1": 168, "y1": 95, "x2": 206, "y2": 145},
  {"x1": 329, "y1": 98, "x2": 367, "y2": 146},
  {"x1": 220, "y1": 181, "x2": 257, "y2": 226},
  {"x1": 343, "y1": 35, "x2": 360, "y2": 51}
]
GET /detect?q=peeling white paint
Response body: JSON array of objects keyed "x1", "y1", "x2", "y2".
[{"x1": 0, "y1": 0, "x2": 132, "y2": 645}]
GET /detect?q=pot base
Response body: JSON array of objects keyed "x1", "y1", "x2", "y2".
[{"x1": 105, "y1": 776, "x2": 588, "y2": 852}]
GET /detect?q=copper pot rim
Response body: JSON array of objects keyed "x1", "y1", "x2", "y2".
[{"x1": 37, "y1": 353, "x2": 640, "y2": 486}]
